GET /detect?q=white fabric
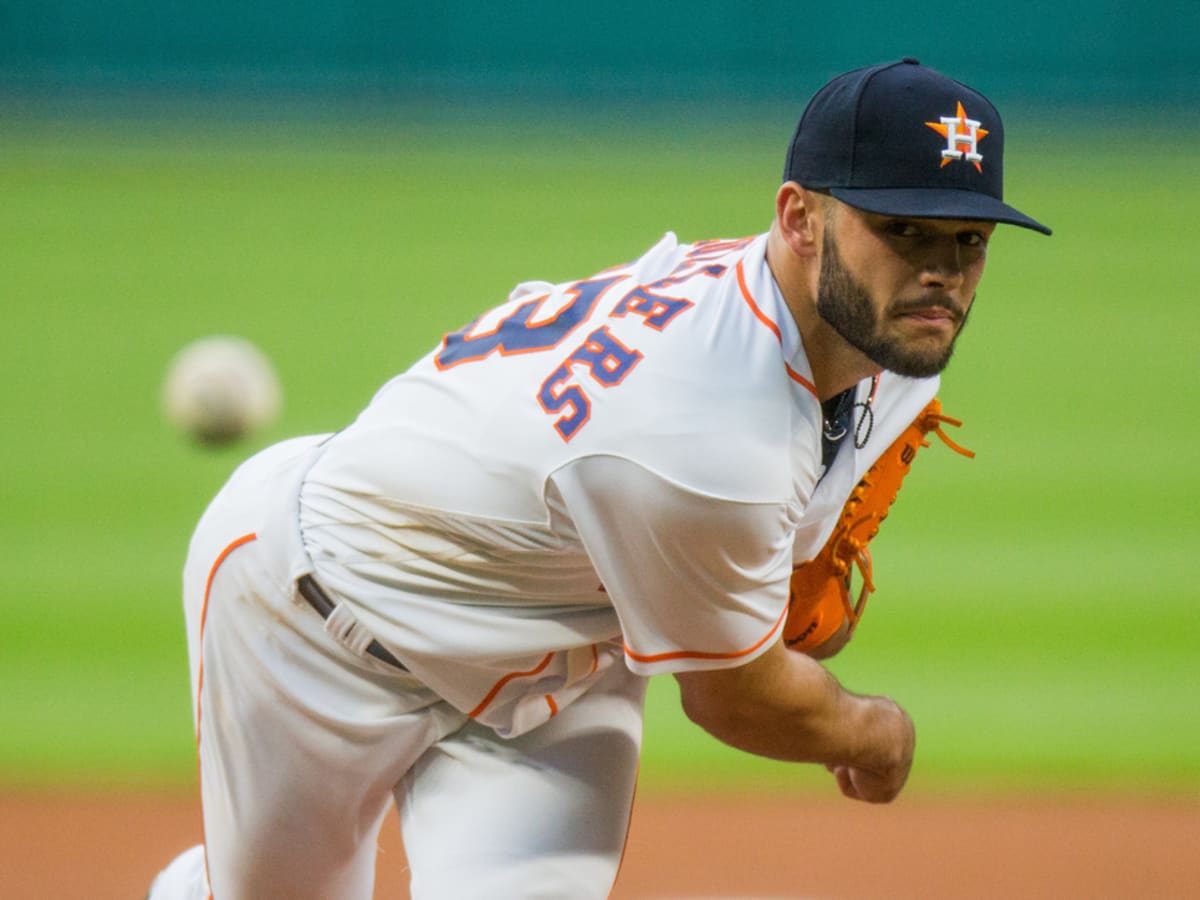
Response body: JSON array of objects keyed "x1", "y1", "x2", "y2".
[
  {"x1": 548, "y1": 455, "x2": 794, "y2": 673},
  {"x1": 147, "y1": 844, "x2": 209, "y2": 900},
  {"x1": 299, "y1": 232, "x2": 937, "y2": 736},
  {"x1": 153, "y1": 232, "x2": 940, "y2": 898},
  {"x1": 158, "y1": 436, "x2": 643, "y2": 899}
]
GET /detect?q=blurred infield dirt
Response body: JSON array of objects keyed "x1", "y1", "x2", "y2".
[{"x1": 1, "y1": 790, "x2": 1197, "y2": 898}]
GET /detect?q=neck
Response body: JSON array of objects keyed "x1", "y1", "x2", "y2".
[{"x1": 765, "y1": 226, "x2": 881, "y2": 401}]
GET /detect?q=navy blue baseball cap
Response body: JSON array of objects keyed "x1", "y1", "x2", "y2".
[{"x1": 785, "y1": 58, "x2": 1051, "y2": 235}]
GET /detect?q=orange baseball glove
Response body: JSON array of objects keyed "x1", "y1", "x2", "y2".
[{"x1": 784, "y1": 397, "x2": 975, "y2": 659}]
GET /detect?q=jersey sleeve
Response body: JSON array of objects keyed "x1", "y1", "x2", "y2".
[{"x1": 547, "y1": 454, "x2": 793, "y2": 676}]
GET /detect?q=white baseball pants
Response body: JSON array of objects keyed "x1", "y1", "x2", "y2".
[{"x1": 149, "y1": 437, "x2": 647, "y2": 899}]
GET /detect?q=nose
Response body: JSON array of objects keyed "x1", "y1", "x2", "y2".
[{"x1": 917, "y1": 239, "x2": 965, "y2": 290}]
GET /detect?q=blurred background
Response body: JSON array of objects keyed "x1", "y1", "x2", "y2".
[{"x1": 2, "y1": 0, "x2": 1198, "y2": 804}]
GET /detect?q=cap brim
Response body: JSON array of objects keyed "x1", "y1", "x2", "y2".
[{"x1": 828, "y1": 186, "x2": 1052, "y2": 235}]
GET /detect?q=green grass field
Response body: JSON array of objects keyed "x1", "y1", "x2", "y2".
[{"x1": 2, "y1": 104, "x2": 1196, "y2": 795}]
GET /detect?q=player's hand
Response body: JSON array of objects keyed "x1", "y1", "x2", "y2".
[
  {"x1": 828, "y1": 697, "x2": 915, "y2": 803},
  {"x1": 675, "y1": 640, "x2": 915, "y2": 800}
]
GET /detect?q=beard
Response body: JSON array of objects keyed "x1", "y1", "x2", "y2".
[{"x1": 816, "y1": 231, "x2": 972, "y2": 378}]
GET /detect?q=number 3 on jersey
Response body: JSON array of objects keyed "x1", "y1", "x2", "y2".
[
  {"x1": 433, "y1": 270, "x2": 697, "y2": 442},
  {"x1": 434, "y1": 276, "x2": 625, "y2": 369}
]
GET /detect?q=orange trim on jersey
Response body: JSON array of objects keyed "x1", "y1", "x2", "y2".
[
  {"x1": 467, "y1": 652, "x2": 556, "y2": 719},
  {"x1": 544, "y1": 694, "x2": 559, "y2": 717},
  {"x1": 194, "y1": 531, "x2": 257, "y2": 900},
  {"x1": 623, "y1": 603, "x2": 788, "y2": 665},
  {"x1": 735, "y1": 259, "x2": 818, "y2": 399},
  {"x1": 784, "y1": 362, "x2": 818, "y2": 397},
  {"x1": 735, "y1": 259, "x2": 782, "y2": 342}
]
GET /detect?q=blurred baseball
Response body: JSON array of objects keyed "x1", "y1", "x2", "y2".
[{"x1": 162, "y1": 335, "x2": 282, "y2": 445}]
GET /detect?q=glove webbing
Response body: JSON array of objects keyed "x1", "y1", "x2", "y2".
[{"x1": 833, "y1": 402, "x2": 975, "y2": 635}]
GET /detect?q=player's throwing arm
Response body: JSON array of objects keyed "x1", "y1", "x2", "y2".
[{"x1": 677, "y1": 639, "x2": 914, "y2": 803}]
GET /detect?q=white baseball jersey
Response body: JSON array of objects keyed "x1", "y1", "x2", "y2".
[{"x1": 298, "y1": 232, "x2": 937, "y2": 736}]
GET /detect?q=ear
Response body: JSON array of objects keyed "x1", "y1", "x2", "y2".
[{"x1": 775, "y1": 182, "x2": 823, "y2": 259}]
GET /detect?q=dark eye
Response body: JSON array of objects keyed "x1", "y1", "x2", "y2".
[
  {"x1": 958, "y1": 231, "x2": 988, "y2": 248},
  {"x1": 884, "y1": 220, "x2": 920, "y2": 238}
]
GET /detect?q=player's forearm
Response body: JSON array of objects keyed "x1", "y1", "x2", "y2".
[{"x1": 675, "y1": 642, "x2": 909, "y2": 770}]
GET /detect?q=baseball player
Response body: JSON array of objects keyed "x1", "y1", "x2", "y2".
[{"x1": 149, "y1": 59, "x2": 1049, "y2": 899}]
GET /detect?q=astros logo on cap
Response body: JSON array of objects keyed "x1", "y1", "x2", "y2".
[{"x1": 925, "y1": 101, "x2": 989, "y2": 172}]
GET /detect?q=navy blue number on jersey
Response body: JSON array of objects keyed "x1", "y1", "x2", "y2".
[
  {"x1": 434, "y1": 276, "x2": 626, "y2": 370},
  {"x1": 432, "y1": 241, "x2": 748, "y2": 442}
]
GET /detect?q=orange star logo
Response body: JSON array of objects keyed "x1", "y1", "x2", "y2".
[{"x1": 925, "y1": 101, "x2": 989, "y2": 172}]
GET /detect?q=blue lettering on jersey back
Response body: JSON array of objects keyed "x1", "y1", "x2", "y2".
[
  {"x1": 434, "y1": 275, "x2": 625, "y2": 369},
  {"x1": 434, "y1": 238, "x2": 753, "y2": 440},
  {"x1": 610, "y1": 286, "x2": 695, "y2": 330},
  {"x1": 538, "y1": 365, "x2": 590, "y2": 440},
  {"x1": 538, "y1": 327, "x2": 643, "y2": 440}
]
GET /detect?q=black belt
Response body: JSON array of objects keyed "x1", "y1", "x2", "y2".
[{"x1": 296, "y1": 574, "x2": 407, "y2": 670}]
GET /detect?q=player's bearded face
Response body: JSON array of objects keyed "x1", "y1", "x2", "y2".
[{"x1": 816, "y1": 230, "x2": 972, "y2": 378}]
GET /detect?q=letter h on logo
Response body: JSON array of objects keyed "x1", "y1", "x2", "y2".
[{"x1": 938, "y1": 115, "x2": 983, "y2": 163}]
